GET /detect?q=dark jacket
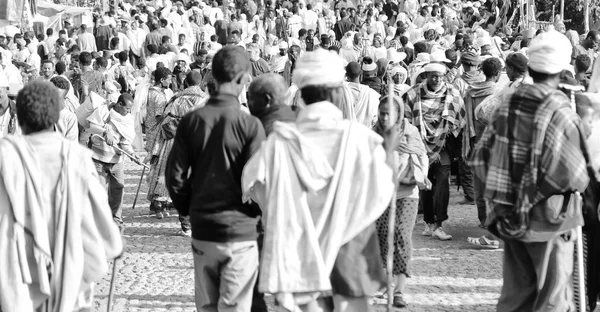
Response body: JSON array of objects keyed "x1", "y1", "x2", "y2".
[{"x1": 166, "y1": 93, "x2": 266, "y2": 242}]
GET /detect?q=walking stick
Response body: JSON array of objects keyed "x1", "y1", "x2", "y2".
[
  {"x1": 91, "y1": 134, "x2": 150, "y2": 170},
  {"x1": 107, "y1": 249, "x2": 120, "y2": 312},
  {"x1": 131, "y1": 166, "x2": 147, "y2": 210},
  {"x1": 562, "y1": 85, "x2": 586, "y2": 312},
  {"x1": 385, "y1": 71, "x2": 402, "y2": 312}
]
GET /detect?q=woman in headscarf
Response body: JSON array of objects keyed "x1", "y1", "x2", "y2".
[
  {"x1": 390, "y1": 66, "x2": 410, "y2": 95},
  {"x1": 373, "y1": 95, "x2": 430, "y2": 308}
]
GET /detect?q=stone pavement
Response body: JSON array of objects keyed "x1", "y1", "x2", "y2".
[{"x1": 93, "y1": 159, "x2": 508, "y2": 312}]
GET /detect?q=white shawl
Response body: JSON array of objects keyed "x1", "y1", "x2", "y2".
[
  {"x1": 0, "y1": 135, "x2": 123, "y2": 312},
  {"x1": 242, "y1": 103, "x2": 393, "y2": 305}
]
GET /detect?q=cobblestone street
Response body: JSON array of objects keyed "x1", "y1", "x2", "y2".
[{"x1": 94, "y1": 158, "x2": 506, "y2": 312}]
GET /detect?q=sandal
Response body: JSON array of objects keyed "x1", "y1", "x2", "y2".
[{"x1": 467, "y1": 236, "x2": 500, "y2": 249}]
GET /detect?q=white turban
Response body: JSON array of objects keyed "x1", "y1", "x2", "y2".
[
  {"x1": 390, "y1": 66, "x2": 407, "y2": 79},
  {"x1": 528, "y1": 30, "x2": 572, "y2": 74},
  {"x1": 422, "y1": 63, "x2": 447, "y2": 74},
  {"x1": 293, "y1": 49, "x2": 345, "y2": 89}
]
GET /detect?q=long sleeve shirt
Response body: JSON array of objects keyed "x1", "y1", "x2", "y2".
[{"x1": 166, "y1": 93, "x2": 266, "y2": 243}]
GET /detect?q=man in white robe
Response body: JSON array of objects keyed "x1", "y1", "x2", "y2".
[
  {"x1": 0, "y1": 81, "x2": 123, "y2": 312},
  {"x1": 342, "y1": 61, "x2": 380, "y2": 127},
  {"x1": 242, "y1": 49, "x2": 396, "y2": 312}
]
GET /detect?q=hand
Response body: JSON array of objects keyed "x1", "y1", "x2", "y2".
[{"x1": 104, "y1": 129, "x2": 118, "y2": 146}]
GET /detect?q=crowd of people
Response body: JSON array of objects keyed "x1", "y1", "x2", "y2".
[{"x1": 1, "y1": 0, "x2": 600, "y2": 311}]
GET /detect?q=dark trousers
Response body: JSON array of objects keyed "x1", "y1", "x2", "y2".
[
  {"x1": 94, "y1": 159, "x2": 124, "y2": 224},
  {"x1": 459, "y1": 159, "x2": 475, "y2": 200},
  {"x1": 473, "y1": 171, "x2": 487, "y2": 225},
  {"x1": 421, "y1": 162, "x2": 451, "y2": 224},
  {"x1": 251, "y1": 220, "x2": 268, "y2": 312},
  {"x1": 498, "y1": 233, "x2": 575, "y2": 312}
]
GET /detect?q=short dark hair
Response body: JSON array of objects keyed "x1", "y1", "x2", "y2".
[
  {"x1": 147, "y1": 44, "x2": 159, "y2": 54},
  {"x1": 118, "y1": 51, "x2": 129, "y2": 62},
  {"x1": 528, "y1": 67, "x2": 557, "y2": 83},
  {"x1": 299, "y1": 28, "x2": 307, "y2": 37},
  {"x1": 162, "y1": 35, "x2": 171, "y2": 44},
  {"x1": 41, "y1": 59, "x2": 54, "y2": 66},
  {"x1": 46, "y1": 28, "x2": 53, "y2": 36},
  {"x1": 300, "y1": 85, "x2": 342, "y2": 105},
  {"x1": 211, "y1": 46, "x2": 250, "y2": 83},
  {"x1": 575, "y1": 54, "x2": 592, "y2": 73},
  {"x1": 59, "y1": 29, "x2": 67, "y2": 36},
  {"x1": 50, "y1": 76, "x2": 70, "y2": 90},
  {"x1": 185, "y1": 71, "x2": 204, "y2": 87},
  {"x1": 154, "y1": 66, "x2": 172, "y2": 81},
  {"x1": 56, "y1": 38, "x2": 66, "y2": 47},
  {"x1": 55, "y1": 61, "x2": 66, "y2": 75},
  {"x1": 110, "y1": 37, "x2": 120, "y2": 49},
  {"x1": 79, "y1": 52, "x2": 93, "y2": 66},
  {"x1": 481, "y1": 58, "x2": 503, "y2": 78},
  {"x1": 414, "y1": 41, "x2": 428, "y2": 54},
  {"x1": 95, "y1": 57, "x2": 108, "y2": 68},
  {"x1": 328, "y1": 45, "x2": 340, "y2": 53},
  {"x1": 16, "y1": 82, "x2": 61, "y2": 132},
  {"x1": 586, "y1": 30, "x2": 600, "y2": 41},
  {"x1": 118, "y1": 93, "x2": 134, "y2": 104}
]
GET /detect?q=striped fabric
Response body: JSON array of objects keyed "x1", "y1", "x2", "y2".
[
  {"x1": 470, "y1": 83, "x2": 589, "y2": 237},
  {"x1": 574, "y1": 231, "x2": 589, "y2": 312}
]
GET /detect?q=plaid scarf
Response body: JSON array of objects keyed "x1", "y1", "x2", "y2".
[
  {"x1": 470, "y1": 83, "x2": 590, "y2": 239},
  {"x1": 403, "y1": 82, "x2": 466, "y2": 164}
]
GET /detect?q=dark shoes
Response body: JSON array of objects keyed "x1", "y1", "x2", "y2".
[
  {"x1": 393, "y1": 295, "x2": 408, "y2": 308},
  {"x1": 457, "y1": 197, "x2": 475, "y2": 205}
]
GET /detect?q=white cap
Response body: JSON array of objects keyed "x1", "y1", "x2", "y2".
[
  {"x1": 293, "y1": 49, "x2": 345, "y2": 89},
  {"x1": 528, "y1": 30, "x2": 572, "y2": 74}
]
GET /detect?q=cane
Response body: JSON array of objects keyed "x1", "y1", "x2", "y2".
[
  {"x1": 92, "y1": 134, "x2": 150, "y2": 170},
  {"x1": 107, "y1": 240, "x2": 121, "y2": 312},
  {"x1": 561, "y1": 85, "x2": 586, "y2": 312},
  {"x1": 576, "y1": 224, "x2": 585, "y2": 312},
  {"x1": 385, "y1": 70, "x2": 402, "y2": 312}
]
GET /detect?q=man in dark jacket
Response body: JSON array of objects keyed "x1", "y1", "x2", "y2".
[{"x1": 166, "y1": 46, "x2": 265, "y2": 312}]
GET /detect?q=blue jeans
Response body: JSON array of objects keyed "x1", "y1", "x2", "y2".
[{"x1": 94, "y1": 159, "x2": 124, "y2": 224}]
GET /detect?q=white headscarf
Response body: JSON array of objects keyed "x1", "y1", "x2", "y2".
[{"x1": 293, "y1": 49, "x2": 345, "y2": 89}]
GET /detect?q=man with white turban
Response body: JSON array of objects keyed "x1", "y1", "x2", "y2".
[
  {"x1": 403, "y1": 61, "x2": 466, "y2": 242},
  {"x1": 242, "y1": 49, "x2": 395, "y2": 312},
  {"x1": 470, "y1": 31, "x2": 590, "y2": 312}
]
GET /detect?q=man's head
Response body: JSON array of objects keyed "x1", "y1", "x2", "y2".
[
  {"x1": 586, "y1": 30, "x2": 600, "y2": 50},
  {"x1": 460, "y1": 51, "x2": 480, "y2": 72},
  {"x1": 178, "y1": 33, "x2": 186, "y2": 45},
  {"x1": 55, "y1": 61, "x2": 66, "y2": 75},
  {"x1": 481, "y1": 57, "x2": 503, "y2": 82},
  {"x1": 212, "y1": 46, "x2": 251, "y2": 96},
  {"x1": 293, "y1": 49, "x2": 345, "y2": 105},
  {"x1": 50, "y1": 75, "x2": 70, "y2": 100},
  {"x1": 505, "y1": 52, "x2": 528, "y2": 81},
  {"x1": 16, "y1": 81, "x2": 61, "y2": 135},
  {"x1": 184, "y1": 70, "x2": 203, "y2": 88},
  {"x1": 113, "y1": 94, "x2": 134, "y2": 116},
  {"x1": 162, "y1": 35, "x2": 172, "y2": 46},
  {"x1": 79, "y1": 52, "x2": 93, "y2": 67},
  {"x1": 41, "y1": 60, "x2": 54, "y2": 79},
  {"x1": 480, "y1": 44, "x2": 492, "y2": 55},
  {"x1": 575, "y1": 54, "x2": 591, "y2": 74},
  {"x1": 247, "y1": 73, "x2": 288, "y2": 115},
  {"x1": 154, "y1": 66, "x2": 172, "y2": 88},
  {"x1": 288, "y1": 45, "x2": 301, "y2": 62},
  {"x1": 423, "y1": 63, "x2": 447, "y2": 91},
  {"x1": 345, "y1": 61, "x2": 362, "y2": 82},
  {"x1": 95, "y1": 57, "x2": 108, "y2": 71},
  {"x1": 147, "y1": 44, "x2": 159, "y2": 55},
  {"x1": 528, "y1": 30, "x2": 572, "y2": 86},
  {"x1": 299, "y1": 28, "x2": 307, "y2": 39}
]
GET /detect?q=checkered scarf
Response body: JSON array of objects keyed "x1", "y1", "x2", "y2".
[
  {"x1": 403, "y1": 82, "x2": 466, "y2": 164},
  {"x1": 470, "y1": 84, "x2": 590, "y2": 239}
]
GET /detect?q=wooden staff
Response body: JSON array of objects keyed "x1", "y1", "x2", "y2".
[
  {"x1": 562, "y1": 84, "x2": 586, "y2": 312},
  {"x1": 92, "y1": 134, "x2": 150, "y2": 169},
  {"x1": 385, "y1": 70, "x2": 402, "y2": 311}
]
